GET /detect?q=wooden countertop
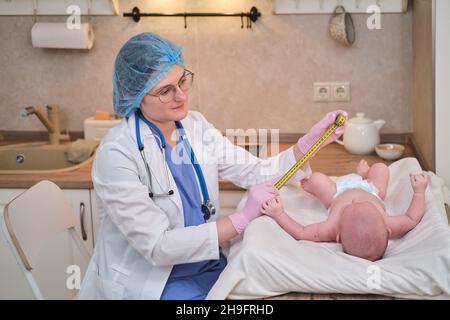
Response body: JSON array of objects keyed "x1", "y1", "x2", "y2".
[
  {"x1": 0, "y1": 159, "x2": 94, "y2": 189},
  {"x1": 0, "y1": 138, "x2": 417, "y2": 190},
  {"x1": 221, "y1": 138, "x2": 417, "y2": 190}
]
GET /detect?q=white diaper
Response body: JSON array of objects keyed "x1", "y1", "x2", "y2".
[{"x1": 333, "y1": 173, "x2": 379, "y2": 199}]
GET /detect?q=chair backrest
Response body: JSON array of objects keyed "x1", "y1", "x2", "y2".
[{"x1": 1, "y1": 180, "x2": 90, "y2": 299}]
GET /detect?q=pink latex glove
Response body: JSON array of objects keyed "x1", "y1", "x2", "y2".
[
  {"x1": 229, "y1": 182, "x2": 279, "y2": 234},
  {"x1": 297, "y1": 110, "x2": 348, "y2": 156}
]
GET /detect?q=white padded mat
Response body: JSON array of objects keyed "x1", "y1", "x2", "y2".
[{"x1": 208, "y1": 158, "x2": 450, "y2": 299}]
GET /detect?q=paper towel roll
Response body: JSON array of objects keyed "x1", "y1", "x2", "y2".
[{"x1": 31, "y1": 22, "x2": 95, "y2": 50}]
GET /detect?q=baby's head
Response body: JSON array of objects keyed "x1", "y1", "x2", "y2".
[{"x1": 337, "y1": 201, "x2": 389, "y2": 261}]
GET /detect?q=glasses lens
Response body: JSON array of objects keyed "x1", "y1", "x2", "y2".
[
  {"x1": 179, "y1": 73, "x2": 194, "y2": 91},
  {"x1": 156, "y1": 71, "x2": 194, "y2": 103},
  {"x1": 158, "y1": 89, "x2": 174, "y2": 103}
]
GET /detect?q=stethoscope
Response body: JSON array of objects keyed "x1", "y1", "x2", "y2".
[{"x1": 134, "y1": 110, "x2": 216, "y2": 220}]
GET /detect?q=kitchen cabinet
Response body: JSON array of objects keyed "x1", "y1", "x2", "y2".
[
  {"x1": 0, "y1": 188, "x2": 93, "y2": 299},
  {"x1": 0, "y1": 0, "x2": 119, "y2": 15},
  {"x1": 274, "y1": 0, "x2": 408, "y2": 14}
]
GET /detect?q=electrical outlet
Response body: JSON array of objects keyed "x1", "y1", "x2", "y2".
[
  {"x1": 314, "y1": 82, "x2": 350, "y2": 102},
  {"x1": 331, "y1": 82, "x2": 350, "y2": 102},
  {"x1": 313, "y1": 83, "x2": 331, "y2": 102}
]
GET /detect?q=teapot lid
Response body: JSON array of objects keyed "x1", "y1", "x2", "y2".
[{"x1": 349, "y1": 113, "x2": 373, "y2": 124}]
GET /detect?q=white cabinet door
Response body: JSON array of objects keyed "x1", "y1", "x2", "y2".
[
  {"x1": 34, "y1": 189, "x2": 93, "y2": 299},
  {"x1": 63, "y1": 189, "x2": 94, "y2": 255},
  {"x1": 219, "y1": 190, "x2": 245, "y2": 217},
  {"x1": 0, "y1": 188, "x2": 93, "y2": 299}
]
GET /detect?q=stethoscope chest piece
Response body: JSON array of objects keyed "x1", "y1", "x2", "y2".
[{"x1": 201, "y1": 200, "x2": 216, "y2": 220}]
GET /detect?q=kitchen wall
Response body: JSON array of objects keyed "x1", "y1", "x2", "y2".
[{"x1": 0, "y1": 0, "x2": 412, "y2": 133}]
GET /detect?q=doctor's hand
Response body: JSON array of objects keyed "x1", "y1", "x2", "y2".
[
  {"x1": 229, "y1": 182, "x2": 279, "y2": 234},
  {"x1": 296, "y1": 110, "x2": 348, "y2": 156}
]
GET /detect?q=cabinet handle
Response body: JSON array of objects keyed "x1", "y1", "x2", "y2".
[{"x1": 80, "y1": 202, "x2": 87, "y2": 241}]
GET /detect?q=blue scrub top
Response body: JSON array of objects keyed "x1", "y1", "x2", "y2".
[{"x1": 160, "y1": 133, "x2": 227, "y2": 300}]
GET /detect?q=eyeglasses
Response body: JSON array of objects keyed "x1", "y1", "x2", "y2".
[{"x1": 146, "y1": 69, "x2": 194, "y2": 104}]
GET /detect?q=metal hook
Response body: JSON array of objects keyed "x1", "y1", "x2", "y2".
[
  {"x1": 319, "y1": 0, "x2": 324, "y2": 10},
  {"x1": 184, "y1": 13, "x2": 187, "y2": 28},
  {"x1": 87, "y1": 0, "x2": 93, "y2": 25},
  {"x1": 32, "y1": 0, "x2": 38, "y2": 23},
  {"x1": 241, "y1": 13, "x2": 244, "y2": 29}
]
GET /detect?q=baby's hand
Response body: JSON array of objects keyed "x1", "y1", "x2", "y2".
[
  {"x1": 410, "y1": 173, "x2": 428, "y2": 194},
  {"x1": 261, "y1": 196, "x2": 284, "y2": 219}
]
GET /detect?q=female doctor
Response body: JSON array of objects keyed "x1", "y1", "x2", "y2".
[{"x1": 79, "y1": 32, "x2": 346, "y2": 300}]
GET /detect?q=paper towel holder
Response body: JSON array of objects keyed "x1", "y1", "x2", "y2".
[{"x1": 31, "y1": 0, "x2": 95, "y2": 50}]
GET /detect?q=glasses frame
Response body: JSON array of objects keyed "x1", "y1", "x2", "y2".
[{"x1": 146, "y1": 69, "x2": 194, "y2": 104}]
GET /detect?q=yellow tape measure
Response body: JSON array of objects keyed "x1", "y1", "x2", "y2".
[{"x1": 274, "y1": 115, "x2": 346, "y2": 190}]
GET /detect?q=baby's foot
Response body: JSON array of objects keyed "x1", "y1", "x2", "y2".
[
  {"x1": 301, "y1": 178, "x2": 314, "y2": 194},
  {"x1": 356, "y1": 159, "x2": 370, "y2": 178}
]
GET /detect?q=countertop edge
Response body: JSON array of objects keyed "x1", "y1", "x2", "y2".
[{"x1": 0, "y1": 133, "x2": 415, "y2": 191}]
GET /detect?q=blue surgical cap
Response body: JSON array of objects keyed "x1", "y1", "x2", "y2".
[{"x1": 113, "y1": 32, "x2": 184, "y2": 117}]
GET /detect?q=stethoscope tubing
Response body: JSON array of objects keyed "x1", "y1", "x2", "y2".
[{"x1": 134, "y1": 110, "x2": 211, "y2": 205}]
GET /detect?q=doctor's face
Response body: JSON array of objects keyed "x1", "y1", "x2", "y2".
[{"x1": 140, "y1": 64, "x2": 190, "y2": 124}]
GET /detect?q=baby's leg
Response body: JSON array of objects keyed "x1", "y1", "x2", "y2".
[
  {"x1": 356, "y1": 159, "x2": 370, "y2": 178},
  {"x1": 301, "y1": 172, "x2": 336, "y2": 208},
  {"x1": 366, "y1": 163, "x2": 389, "y2": 200}
]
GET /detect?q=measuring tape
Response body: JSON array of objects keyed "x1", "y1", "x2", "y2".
[{"x1": 274, "y1": 114, "x2": 346, "y2": 190}]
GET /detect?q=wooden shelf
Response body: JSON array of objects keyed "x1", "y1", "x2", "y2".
[
  {"x1": 274, "y1": 0, "x2": 408, "y2": 14},
  {"x1": 0, "y1": 0, "x2": 119, "y2": 16}
]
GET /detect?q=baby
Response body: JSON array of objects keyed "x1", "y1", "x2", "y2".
[{"x1": 261, "y1": 160, "x2": 428, "y2": 261}]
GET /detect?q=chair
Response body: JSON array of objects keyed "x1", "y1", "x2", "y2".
[{"x1": 1, "y1": 180, "x2": 91, "y2": 299}]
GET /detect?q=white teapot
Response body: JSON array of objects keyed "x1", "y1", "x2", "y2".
[{"x1": 336, "y1": 113, "x2": 385, "y2": 155}]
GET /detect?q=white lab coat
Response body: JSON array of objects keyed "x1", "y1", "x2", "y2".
[{"x1": 78, "y1": 110, "x2": 311, "y2": 299}]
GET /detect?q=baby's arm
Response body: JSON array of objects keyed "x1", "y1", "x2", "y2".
[
  {"x1": 385, "y1": 173, "x2": 428, "y2": 239},
  {"x1": 261, "y1": 197, "x2": 337, "y2": 242}
]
